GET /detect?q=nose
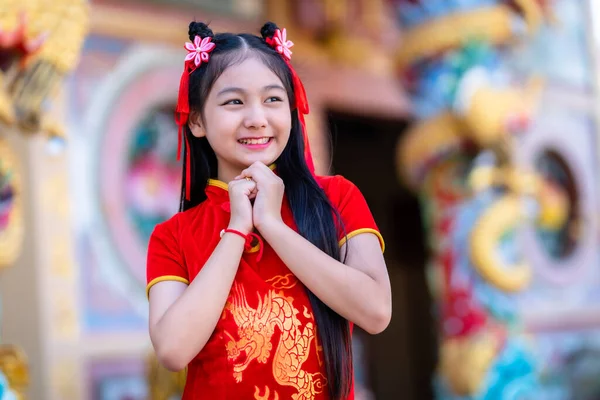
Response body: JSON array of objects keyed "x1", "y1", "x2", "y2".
[{"x1": 243, "y1": 104, "x2": 268, "y2": 130}]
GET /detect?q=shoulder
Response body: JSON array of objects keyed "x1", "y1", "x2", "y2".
[
  {"x1": 315, "y1": 174, "x2": 360, "y2": 203},
  {"x1": 151, "y1": 203, "x2": 207, "y2": 241},
  {"x1": 315, "y1": 174, "x2": 356, "y2": 194},
  {"x1": 149, "y1": 212, "x2": 181, "y2": 248}
]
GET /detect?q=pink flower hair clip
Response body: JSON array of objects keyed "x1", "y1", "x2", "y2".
[
  {"x1": 184, "y1": 35, "x2": 216, "y2": 69},
  {"x1": 266, "y1": 28, "x2": 293, "y2": 60}
]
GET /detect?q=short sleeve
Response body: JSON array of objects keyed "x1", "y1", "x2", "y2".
[
  {"x1": 146, "y1": 216, "x2": 189, "y2": 297},
  {"x1": 325, "y1": 175, "x2": 385, "y2": 252}
]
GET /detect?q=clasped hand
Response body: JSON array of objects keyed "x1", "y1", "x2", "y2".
[{"x1": 227, "y1": 162, "x2": 284, "y2": 235}]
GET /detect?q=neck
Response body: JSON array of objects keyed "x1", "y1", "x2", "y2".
[
  {"x1": 217, "y1": 163, "x2": 244, "y2": 183},
  {"x1": 216, "y1": 167, "x2": 240, "y2": 185}
]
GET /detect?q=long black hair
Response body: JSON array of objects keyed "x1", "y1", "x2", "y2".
[{"x1": 179, "y1": 21, "x2": 352, "y2": 399}]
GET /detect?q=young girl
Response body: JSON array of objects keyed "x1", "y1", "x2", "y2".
[{"x1": 147, "y1": 21, "x2": 392, "y2": 400}]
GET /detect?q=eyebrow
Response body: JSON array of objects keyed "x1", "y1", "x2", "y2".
[{"x1": 216, "y1": 84, "x2": 286, "y2": 96}]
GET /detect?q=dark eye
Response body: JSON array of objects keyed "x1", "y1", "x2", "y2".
[
  {"x1": 223, "y1": 99, "x2": 242, "y2": 105},
  {"x1": 266, "y1": 96, "x2": 282, "y2": 103}
]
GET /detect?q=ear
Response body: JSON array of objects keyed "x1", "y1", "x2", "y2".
[{"x1": 188, "y1": 111, "x2": 206, "y2": 138}]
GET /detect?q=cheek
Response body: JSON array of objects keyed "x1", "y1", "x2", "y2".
[
  {"x1": 205, "y1": 109, "x2": 238, "y2": 137},
  {"x1": 272, "y1": 111, "x2": 292, "y2": 135}
]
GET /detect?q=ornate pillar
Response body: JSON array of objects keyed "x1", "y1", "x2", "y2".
[
  {"x1": 0, "y1": 135, "x2": 27, "y2": 400},
  {"x1": 0, "y1": 1, "x2": 88, "y2": 399},
  {"x1": 389, "y1": 0, "x2": 577, "y2": 398}
]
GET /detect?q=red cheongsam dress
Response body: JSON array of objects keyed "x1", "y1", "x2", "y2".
[{"x1": 146, "y1": 175, "x2": 385, "y2": 400}]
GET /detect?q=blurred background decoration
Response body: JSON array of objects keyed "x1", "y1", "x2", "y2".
[
  {"x1": 0, "y1": 0, "x2": 89, "y2": 398},
  {"x1": 391, "y1": 0, "x2": 600, "y2": 399},
  {"x1": 392, "y1": 0, "x2": 553, "y2": 397},
  {"x1": 0, "y1": 0, "x2": 89, "y2": 143},
  {"x1": 0, "y1": 346, "x2": 28, "y2": 400},
  {"x1": 0, "y1": 0, "x2": 600, "y2": 399},
  {"x1": 0, "y1": 139, "x2": 23, "y2": 269}
]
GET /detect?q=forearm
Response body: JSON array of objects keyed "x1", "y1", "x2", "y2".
[
  {"x1": 260, "y1": 221, "x2": 389, "y2": 334},
  {"x1": 152, "y1": 233, "x2": 245, "y2": 369}
]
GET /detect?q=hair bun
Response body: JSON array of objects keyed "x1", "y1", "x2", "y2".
[
  {"x1": 260, "y1": 21, "x2": 279, "y2": 40},
  {"x1": 188, "y1": 21, "x2": 214, "y2": 41}
]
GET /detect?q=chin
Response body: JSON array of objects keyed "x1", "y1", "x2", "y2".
[{"x1": 243, "y1": 155, "x2": 279, "y2": 167}]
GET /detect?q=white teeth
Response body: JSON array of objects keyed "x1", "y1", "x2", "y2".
[{"x1": 239, "y1": 137, "x2": 270, "y2": 145}]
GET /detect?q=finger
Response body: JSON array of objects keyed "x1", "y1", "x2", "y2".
[
  {"x1": 247, "y1": 184, "x2": 258, "y2": 199},
  {"x1": 242, "y1": 183, "x2": 257, "y2": 196},
  {"x1": 229, "y1": 178, "x2": 256, "y2": 193},
  {"x1": 246, "y1": 187, "x2": 257, "y2": 197},
  {"x1": 233, "y1": 174, "x2": 253, "y2": 181},
  {"x1": 241, "y1": 162, "x2": 270, "y2": 177},
  {"x1": 229, "y1": 176, "x2": 255, "y2": 185},
  {"x1": 239, "y1": 168, "x2": 253, "y2": 179},
  {"x1": 252, "y1": 161, "x2": 271, "y2": 170},
  {"x1": 241, "y1": 163, "x2": 274, "y2": 186},
  {"x1": 251, "y1": 161, "x2": 274, "y2": 176}
]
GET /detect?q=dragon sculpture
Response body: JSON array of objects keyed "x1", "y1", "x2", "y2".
[
  {"x1": 389, "y1": 0, "x2": 569, "y2": 398},
  {"x1": 0, "y1": 0, "x2": 88, "y2": 140}
]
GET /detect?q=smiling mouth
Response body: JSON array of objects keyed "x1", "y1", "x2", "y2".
[{"x1": 238, "y1": 137, "x2": 272, "y2": 145}]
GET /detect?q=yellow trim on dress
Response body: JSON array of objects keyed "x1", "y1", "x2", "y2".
[
  {"x1": 208, "y1": 179, "x2": 229, "y2": 191},
  {"x1": 339, "y1": 228, "x2": 385, "y2": 253},
  {"x1": 246, "y1": 241, "x2": 261, "y2": 253},
  {"x1": 146, "y1": 275, "x2": 190, "y2": 298}
]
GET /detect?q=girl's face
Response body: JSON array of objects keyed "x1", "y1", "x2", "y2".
[{"x1": 190, "y1": 57, "x2": 292, "y2": 183}]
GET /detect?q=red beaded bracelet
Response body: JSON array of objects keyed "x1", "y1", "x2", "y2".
[{"x1": 220, "y1": 228, "x2": 264, "y2": 261}]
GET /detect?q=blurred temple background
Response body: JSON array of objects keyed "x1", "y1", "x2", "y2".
[{"x1": 1, "y1": 0, "x2": 600, "y2": 399}]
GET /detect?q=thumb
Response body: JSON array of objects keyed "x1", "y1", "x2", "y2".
[{"x1": 242, "y1": 180, "x2": 257, "y2": 196}]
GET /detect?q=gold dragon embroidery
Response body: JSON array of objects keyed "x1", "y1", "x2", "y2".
[
  {"x1": 254, "y1": 385, "x2": 279, "y2": 400},
  {"x1": 265, "y1": 273, "x2": 298, "y2": 289},
  {"x1": 224, "y1": 283, "x2": 327, "y2": 400}
]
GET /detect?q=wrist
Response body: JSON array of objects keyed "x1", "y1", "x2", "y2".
[
  {"x1": 255, "y1": 217, "x2": 285, "y2": 236},
  {"x1": 221, "y1": 228, "x2": 265, "y2": 262},
  {"x1": 220, "y1": 228, "x2": 248, "y2": 246},
  {"x1": 227, "y1": 221, "x2": 252, "y2": 236}
]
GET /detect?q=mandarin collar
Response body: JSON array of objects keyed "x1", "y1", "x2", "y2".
[{"x1": 204, "y1": 179, "x2": 231, "y2": 212}]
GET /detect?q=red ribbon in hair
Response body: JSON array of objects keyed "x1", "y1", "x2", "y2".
[
  {"x1": 175, "y1": 35, "x2": 216, "y2": 200},
  {"x1": 266, "y1": 28, "x2": 315, "y2": 175}
]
